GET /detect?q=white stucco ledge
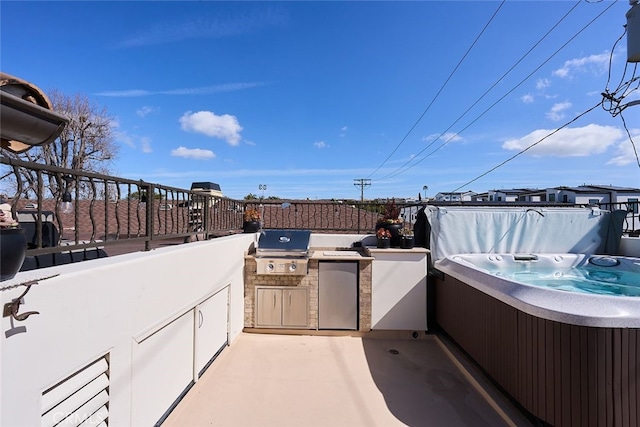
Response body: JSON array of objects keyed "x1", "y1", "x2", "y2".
[{"x1": 621, "y1": 235, "x2": 640, "y2": 258}]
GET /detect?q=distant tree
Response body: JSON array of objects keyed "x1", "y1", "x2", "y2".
[
  {"x1": 2, "y1": 90, "x2": 118, "y2": 198},
  {"x1": 267, "y1": 196, "x2": 280, "y2": 200},
  {"x1": 244, "y1": 193, "x2": 258, "y2": 200},
  {"x1": 128, "y1": 191, "x2": 162, "y2": 201}
]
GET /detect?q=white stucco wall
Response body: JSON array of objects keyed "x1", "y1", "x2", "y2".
[
  {"x1": 1, "y1": 231, "x2": 434, "y2": 425},
  {"x1": 1, "y1": 233, "x2": 255, "y2": 426},
  {"x1": 620, "y1": 236, "x2": 640, "y2": 257},
  {"x1": 309, "y1": 233, "x2": 368, "y2": 248},
  {"x1": 367, "y1": 248, "x2": 428, "y2": 331}
]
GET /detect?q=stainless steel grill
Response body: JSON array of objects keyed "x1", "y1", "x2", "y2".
[{"x1": 255, "y1": 230, "x2": 311, "y2": 275}]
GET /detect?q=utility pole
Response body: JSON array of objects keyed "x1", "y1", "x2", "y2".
[{"x1": 353, "y1": 179, "x2": 371, "y2": 202}]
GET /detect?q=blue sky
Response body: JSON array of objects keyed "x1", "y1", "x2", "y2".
[{"x1": 2, "y1": 0, "x2": 639, "y2": 200}]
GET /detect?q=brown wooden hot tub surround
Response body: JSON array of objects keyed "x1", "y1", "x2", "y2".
[{"x1": 435, "y1": 273, "x2": 640, "y2": 427}]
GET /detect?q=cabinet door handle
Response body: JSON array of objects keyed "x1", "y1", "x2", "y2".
[
  {"x1": 288, "y1": 292, "x2": 291, "y2": 306},
  {"x1": 198, "y1": 310, "x2": 203, "y2": 328},
  {"x1": 273, "y1": 293, "x2": 276, "y2": 308}
]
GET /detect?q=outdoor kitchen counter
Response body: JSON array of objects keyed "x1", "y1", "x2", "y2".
[
  {"x1": 309, "y1": 249, "x2": 374, "y2": 260},
  {"x1": 244, "y1": 248, "x2": 374, "y2": 332},
  {"x1": 364, "y1": 246, "x2": 430, "y2": 331}
]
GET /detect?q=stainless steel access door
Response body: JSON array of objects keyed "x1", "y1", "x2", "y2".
[{"x1": 318, "y1": 261, "x2": 358, "y2": 330}]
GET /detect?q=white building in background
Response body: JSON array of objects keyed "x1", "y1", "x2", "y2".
[
  {"x1": 434, "y1": 191, "x2": 476, "y2": 202},
  {"x1": 488, "y1": 188, "x2": 545, "y2": 202},
  {"x1": 547, "y1": 185, "x2": 640, "y2": 208},
  {"x1": 404, "y1": 185, "x2": 640, "y2": 225}
]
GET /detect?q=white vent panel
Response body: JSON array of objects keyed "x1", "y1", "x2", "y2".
[{"x1": 41, "y1": 354, "x2": 110, "y2": 427}]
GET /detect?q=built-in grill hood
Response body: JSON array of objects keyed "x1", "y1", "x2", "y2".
[
  {"x1": 255, "y1": 230, "x2": 311, "y2": 275},
  {"x1": 256, "y1": 230, "x2": 311, "y2": 258}
]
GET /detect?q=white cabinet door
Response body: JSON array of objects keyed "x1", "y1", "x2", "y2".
[
  {"x1": 131, "y1": 311, "x2": 194, "y2": 426},
  {"x1": 256, "y1": 288, "x2": 283, "y2": 327},
  {"x1": 256, "y1": 287, "x2": 309, "y2": 328},
  {"x1": 282, "y1": 288, "x2": 308, "y2": 328},
  {"x1": 195, "y1": 286, "x2": 229, "y2": 377}
]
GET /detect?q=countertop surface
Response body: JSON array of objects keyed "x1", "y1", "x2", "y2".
[
  {"x1": 310, "y1": 249, "x2": 373, "y2": 260},
  {"x1": 247, "y1": 247, "x2": 429, "y2": 260},
  {"x1": 365, "y1": 246, "x2": 430, "y2": 255}
]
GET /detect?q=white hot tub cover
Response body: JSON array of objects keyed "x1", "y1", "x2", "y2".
[{"x1": 424, "y1": 206, "x2": 626, "y2": 262}]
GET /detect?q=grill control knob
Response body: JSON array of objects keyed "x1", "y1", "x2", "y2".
[
  {"x1": 267, "y1": 263, "x2": 274, "y2": 271},
  {"x1": 289, "y1": 263, "x2": 297, "y2": 272}
]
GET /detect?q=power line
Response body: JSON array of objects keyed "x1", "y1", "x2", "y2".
[
  {"x1": 601, "y1": 26, "x2": 640, "y2": 118},
  {"x1": 376, "y1": 0, "x2": 583, "y2": 181},
  {"x1": 618, "y1": 109, "x2": 640, "y2": 169},
  {"x1": 366, "y1": 0, "x2": 506, "y2": 179},
  {"x1": 450, "y1": 100, "x2": 602, "y2": 194},
  {"x1": 379, "y1": 0, "x2": 617, "y2": 182},
  {"x1": 600, "y1": 21, "x2": 640, "y2": 171}
]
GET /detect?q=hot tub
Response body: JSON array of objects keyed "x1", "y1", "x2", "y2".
[
  {"x1": 433, "y1": 253, "x2": 640, "y2": 427},
  {"x1": 436, "y1": 253, "x2": 640, "y2": 327}
]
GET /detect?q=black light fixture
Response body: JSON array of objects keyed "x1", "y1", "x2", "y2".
[
  {"x1": 61, "y1": 176, "x2": 73, "y2": 214},
  {"x1": 139, "y1": 189, "x2": 148, "y2": 210},
  {"x1": 0, "y1": 73, "x2": 69, "y2": 154}
]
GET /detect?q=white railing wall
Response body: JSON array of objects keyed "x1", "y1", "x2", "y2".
[{"x1": 1, "y1": 232, "x2": 256, "y2": 426}]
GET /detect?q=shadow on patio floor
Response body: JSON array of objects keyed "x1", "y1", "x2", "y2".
[{"x1": 164, "y1": 333, "x2": 532, "y2": 427}]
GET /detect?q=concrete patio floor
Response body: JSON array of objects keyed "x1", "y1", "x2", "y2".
[{"x1": 164, "y1": 333, "x2": 532, "y2": 427}]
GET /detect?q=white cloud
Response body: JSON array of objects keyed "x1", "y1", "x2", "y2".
[
  {"x1": 179, "y1": 111, "x2": 243, "y2": 146},
  {"x1": 140, "y1": 137, "x2": 152, "y2": 153},
  {"x1": 96, "y1": 82, "x2": 263, "y2": 98},
  {"x1": 116, "y1": 131, "x2": 135, "y2": 149},
  {"x1": 546, "y1": 101, "x2": 572, "y2": 122},
  {"x1": 341, "y1": 126, "x2": 348, "y2": 132},
  {"x1": 117, "y1": 10, "x2": 286, "y2": 48},
  {"x1": 171, "y1": 146, "x2": 216, "y2": 160},
  {"x1": 314, "y1": 140, "x2": 329, "y2": 148},
  {"x1": 536, "y1": 78, "x2": 550, "y2": 90},
  {"x1": 552, "y1": 52, "x2": 611, "y2": 79},
  {"x1": 423, "y1": 132, "x2": 462, "y2": 143},
  {"x1": 606, "y1": 131, "x2": 640, "y2": 166},
  {"x1": 136, "y1": 106, "x2": 158, "y2": 117},
  {"x1": 113, "y1": 119, "x2": 152, "y2": 153},
  {"x1": 521, "y1": 94, "x2": 534, "y2": 104},
  {"x1": 502, "y1": 124, "x2": 623, "y2": 157}
]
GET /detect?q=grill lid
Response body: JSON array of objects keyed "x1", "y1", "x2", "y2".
[{"x1": 256, "y1": 229, "x2": 311, "y2": 257}]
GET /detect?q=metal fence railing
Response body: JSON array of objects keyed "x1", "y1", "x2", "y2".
[
  {"x1": 1, "y1": 158, "x2": 414, "y2": 260},
  {"x1": 2, "y1": 156, "x2": 639, "y2": 269},
  {"x1": 599, "y1": 201, "x2": 639, "y2": 235},
  {"x1": 1, "y1": 156, "x2": 243, "y2": 258}
]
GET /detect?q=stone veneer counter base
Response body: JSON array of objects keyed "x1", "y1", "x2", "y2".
[{"x1": 244, "y1": 248, "x2": 372, "y2": 332}]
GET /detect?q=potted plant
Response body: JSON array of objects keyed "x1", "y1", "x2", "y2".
[
  {"x1": 376, "y1": 199, "x2": 403, "y2": 247},
  {"x1": 376, "y1": 227, "x2": 391, "y2": 249},
  {"x1": 400, "y1": 227, "x2": 415, "y2": 249},
  {"x1": 243, "y1": 208, "x2": 261, "y2": 233},
  {"x1": 0, "y1": 202, "x2": 27, "y2": 281}
]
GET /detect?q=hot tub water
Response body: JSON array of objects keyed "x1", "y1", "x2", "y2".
[
  {"x1": 449, "y1": 254, "x2": 640, "y2": 297},
  {"x1": 492, "y1": 264, "x2": 640, "y2": 296}
]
